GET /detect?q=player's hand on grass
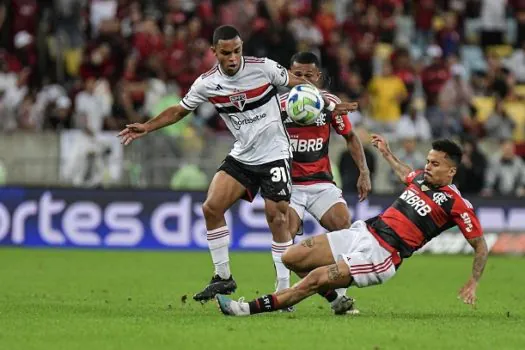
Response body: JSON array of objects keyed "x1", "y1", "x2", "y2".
[
  {"x1": 458, "y1": 278, "x2": 478, "y2": 306},
  {"x1": 357, "y1": 171, "x2": 372, "y2": 202},
  {"x1": 371, "y1": 134, "x2": 391, "y2": 155},
  {"x1": 118, "y1": 123, "x2": 149, "y2": 145}
]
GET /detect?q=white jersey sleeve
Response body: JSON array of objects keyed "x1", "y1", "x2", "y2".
[
  {"x1": 180, "y1": 77, "x2": 208, "y2": 111},
  {"x1": 262, "y1": 58, "x2": 289, "y2": 87}
]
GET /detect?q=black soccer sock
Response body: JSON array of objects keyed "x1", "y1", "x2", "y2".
[
  {"x1": 248, "y1": 294, "x2": 279, "y2": 314},
  {"x1": 318, "y1": 290, "x2": 338, "y2": 303}
]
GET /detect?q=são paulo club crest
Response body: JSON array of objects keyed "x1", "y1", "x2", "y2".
[{"x1": 230, "y1": 93, "x2": 247, "y2": 111}]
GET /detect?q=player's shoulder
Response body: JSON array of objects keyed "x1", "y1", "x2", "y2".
[
  {"x1": 243, "y1": 56, "x2": 267, "y2": 64},
  {"x1": 442, "y1": 184, "x2": 474, "y2": 210},
  {"x1": 199, "y1": 65, "x2": 219, "y2": 80}
]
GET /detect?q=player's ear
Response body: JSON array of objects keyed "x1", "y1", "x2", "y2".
[
  {"x1": 449, "y1": 166, "x2": 457, "y2": 177},
  {"x1": 316, "y1": 71, "x2": 322, "y2": 82}
]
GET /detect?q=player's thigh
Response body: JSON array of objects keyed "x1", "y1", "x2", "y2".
[
  {"x1": 307, "y1": 184, "x2": 350, "y2": 229},
  {"x1": 319, "y1": 202, "x2": 352, "y2": 232},
  {"x1": 206, "y1": 156, "x2": 260, "y2": 209},
  {"x1": 282, "y1": 234, "x2": 336, "y2": 273},
  {"x1": 329, "y1": 221, "x2": 397, "y2": 288},
  {"x1": 204, "y1": 170, "x2": 248, "y2": 213}
]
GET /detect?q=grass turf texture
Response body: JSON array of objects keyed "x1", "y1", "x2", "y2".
[{"x1": 0, "y1": 248, "x2": 524, "y2": 350}]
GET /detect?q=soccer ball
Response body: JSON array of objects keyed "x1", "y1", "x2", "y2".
[{"x1": 285, "y1": 84, "x2": 325, "y2": 125}]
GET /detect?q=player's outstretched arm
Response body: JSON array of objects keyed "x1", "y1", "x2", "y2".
[
  {"x1": 287, "y1": 73, "x2": 358, "y2": 115},
  {"x1": 371, "y1": 134, "x2": 413, "y2": 183},
  {"x1": 118, "y1": 105, "x2": 191, "y2": 145},
  {"x1": 458, "y1": 236, "x2": 488, "y2": 305},
  {"x1": 345, "y1": 130, "x2": 371, "y2": 201}
]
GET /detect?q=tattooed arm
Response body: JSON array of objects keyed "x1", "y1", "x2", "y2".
[
  {"x1": 469, "y1": 236, "x2": 489, "y2": 282},
  {"x1": 458, "y1": 236, "x2": 489, "y2": 305}
]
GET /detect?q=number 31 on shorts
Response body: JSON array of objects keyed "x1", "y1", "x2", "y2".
[{"x1": 270, "y1": 167, "x2": 288, "y2": 183}]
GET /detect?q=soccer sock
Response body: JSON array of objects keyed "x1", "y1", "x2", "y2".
[
  {"x1": 318, "y1": 288, "x2": 348, "y2": 303},
  {"x1": 207, "y1": 226, "x2": 231, "y2": 279},
  {"x1": 318, "y1": 290, "x2": 338, "y2": 303},
  {"x1": 272, "y1": 240, "x2": 293, "y2": 291},
  {"x1": 248, "y1": 294, "x2": 279, "y2": 314}
]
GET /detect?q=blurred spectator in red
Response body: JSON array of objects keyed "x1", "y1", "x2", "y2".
[
  {"x1": 373, "y1": 0, "x2": 403, "y2": 43},
  {"x1": 421, "y1": 45, "x2": 450, "y2": 137},
  {"x1": 315, "y1": 0, "x2": 338, "y2": 44},
  {"x1": 10, "y1": 0, "x2": 39, "y2": 42},
  {"x1": 391, "y1": 47, "x2": 416, "y2": 113},
  {"x1": 414, "y1": 0, "x2": 435, "y2": 53}
]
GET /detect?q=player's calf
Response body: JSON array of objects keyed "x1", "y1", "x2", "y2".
[{"x1": 217, "y1": 261, "x2": 352, "y2": 316}]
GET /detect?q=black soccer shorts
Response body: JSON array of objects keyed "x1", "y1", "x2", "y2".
[{"x1": 217, "y1": 155, "x2": 292, "y2": 202}]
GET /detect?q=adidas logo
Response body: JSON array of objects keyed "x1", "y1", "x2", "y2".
[
  {"x1": 216, "y1": 84, "x2": 223, "y2": 90},
  {"x1": 278, "y1": 189, "x2": 287, "y2": 196}
]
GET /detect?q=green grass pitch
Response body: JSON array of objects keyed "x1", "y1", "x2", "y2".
[{"x1": 1, "y1": 248, "x2": 524, "y2": 350}]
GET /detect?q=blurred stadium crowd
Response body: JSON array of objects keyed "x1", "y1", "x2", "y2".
[{"x1": 0, "y1": 0, "x2": 524, "y2": 196}]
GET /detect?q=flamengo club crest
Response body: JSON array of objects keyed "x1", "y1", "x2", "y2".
[{"x1": 230, "y1": 93, "x2": 247, "y2": 111}]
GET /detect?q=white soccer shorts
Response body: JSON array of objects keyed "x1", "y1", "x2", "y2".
[
  {"x1": 327, "y1": 220, "x2": 397, "y2": 288},
  {"x1": 290, "y1": 183, "x2": 347, "y2": 222}
]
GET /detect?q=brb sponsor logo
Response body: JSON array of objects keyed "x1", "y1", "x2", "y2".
[
  {"x1": 229, "y1": 113, "x2": 267, "y2": 130},
  {"x1": 399, "y1": 189, "x2": 432, "y2": 216},
  {"x1": 290, "y1": 137, "x2": 323, "y2": 153}
]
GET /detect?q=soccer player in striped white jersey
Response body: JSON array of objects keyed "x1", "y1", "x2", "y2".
[{"x1": 118, "y1": 26, "x2": 358, "y2": 303}]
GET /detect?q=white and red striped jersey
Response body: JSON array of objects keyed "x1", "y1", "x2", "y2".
[
  {"x1": 180, "y1": 56, "x2": 292, "y2": 165},
  {"x1": 280, "y1": 91, "x2": 353, "y2": 184}
]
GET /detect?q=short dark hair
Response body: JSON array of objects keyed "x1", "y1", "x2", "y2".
[
  {"x1": 432, "y1": 139, "x2": 462, "y2": 166},
  {"x1": 290, "y1": 52, "x2": 320, "y2": 68},
  {"x1": 212, "y1": 25, "x2": 241, "y2": 45}
]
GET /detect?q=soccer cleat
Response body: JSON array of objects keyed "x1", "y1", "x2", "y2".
[
  {"x1": 331, "y1": 295, "x2": 360, "y2": 315},
  {"x1": 193, "y1": 275, "x2": 237, "y2": 302},
  {"x1": 216, "y1": 295, "x2": 249, "y2": 316}
]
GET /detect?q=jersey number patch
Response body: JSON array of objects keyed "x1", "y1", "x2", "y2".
[{"x1": 270, "y1": 167, "x2": 287, "y2": 183}]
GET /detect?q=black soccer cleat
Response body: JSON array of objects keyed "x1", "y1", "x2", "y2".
[{"x1": 193, "y1": 275, "x2": 237, "y2": 302}]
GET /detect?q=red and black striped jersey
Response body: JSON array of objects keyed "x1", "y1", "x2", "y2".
[
  {"x1": 366, "y1": 170, "x2": 483, "y2": 259},
  {"x1": 280, "y1": 91, "x2": 353, "y2": 185}
]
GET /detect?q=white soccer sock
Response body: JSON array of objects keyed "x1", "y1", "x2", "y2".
[
  {"x1": 272, "y1": 240, "x2": 293, "y2": 291},
  {"x1": 336, "y1": 288, "x2": 347, "y2": 297},
  {"x1": 331, "y1": 288, "x2": 349, "y2": 306},
  {"x1": 207, "y1": 226, "x2": 231, "y2": 279}
]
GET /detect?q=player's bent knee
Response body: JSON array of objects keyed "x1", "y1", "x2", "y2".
[
  {"x1": 202, "y1": 200, "x2": 225, "y2": 220},
  {"x1": 282, "y1": 248, "x2": 301, "y2": 271}
]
